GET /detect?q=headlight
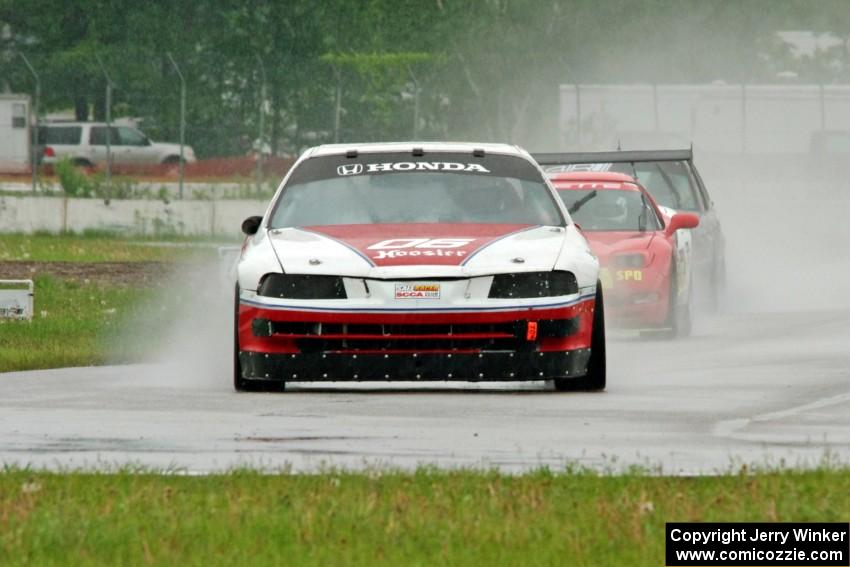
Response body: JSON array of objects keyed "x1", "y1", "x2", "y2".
[
  {"x1": 613, "y1": 254, "x2": 646, "y2": 269},
  {"x1": 488, "y1": 271, "x2": 578, "y2": 299},
  {"x1": 257, "y1": 273, "x2": 347, "y2": 299}
]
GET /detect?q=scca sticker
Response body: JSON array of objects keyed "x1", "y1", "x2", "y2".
[
  {"x1": 337, "y1": 162, "x2": 490, "y2": 176},
  {"x1": 395, "y1": 283, "x2": 441, "y2": 299}
]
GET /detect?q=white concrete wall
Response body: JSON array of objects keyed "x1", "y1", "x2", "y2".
[{"x1": 0, "y1": 196, "x2": 267, "y2": 236}]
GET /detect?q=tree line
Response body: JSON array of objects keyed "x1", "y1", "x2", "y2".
[{"x1": 2, "y1": 0, "x2": 849, "y2": 157}]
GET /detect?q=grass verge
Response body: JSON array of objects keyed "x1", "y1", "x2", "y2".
[
  {"x1": 0, "y1": 467, "x2": 847, "y2": 566},
  {"x1": 0, "y1": 276, "x2": 158, "y2": 372},
  {"x1": 0, "y1": 233, "x2": 229, "y2": 372}
]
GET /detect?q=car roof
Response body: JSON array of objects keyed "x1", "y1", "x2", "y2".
[
  {"x1": 547, "y1": 171, "x2": 638, "y2": 184},
  {"x1": 305, "y1": 142, "x2": 531, "y2": 159}
]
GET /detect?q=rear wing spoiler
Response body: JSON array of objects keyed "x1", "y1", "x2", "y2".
[{"x1": 532, "y1": 149, "x2": 693, "y2": 166}]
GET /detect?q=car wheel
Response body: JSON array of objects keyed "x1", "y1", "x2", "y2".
[
  {"x1": 706, "y1": 255, "x2": 726, "y2": 314},
  {"x1": 162, "y1": 156, "x2": 184, "y2": 177},
  {"x1": 71, "y1": 158, "x2": 93, "y2": 170},
  {"x1": 554, "y1": 284, "x2": 606, "y2": 392},
  {"x1": 664, "y1": 262, "x2": 692, "y2": 339},
  {"x1": 233, "y1": 285, "x2": 286, "y2": 393},
  {"x1": 233, "y1": 285, "x2": 249, "y2": 392}
]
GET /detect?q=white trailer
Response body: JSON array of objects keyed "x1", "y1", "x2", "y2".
[{"x1": 0, "y1": 94, "x2": 32, "y2": 173}]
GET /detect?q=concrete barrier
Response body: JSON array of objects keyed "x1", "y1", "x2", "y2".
[{"x1": 0, "y1": 195, "x2": 267, "y2": 236}]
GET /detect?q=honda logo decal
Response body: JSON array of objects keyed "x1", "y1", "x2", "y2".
[{"x1": 336, "y1": 163, "x2": 363, "y2": 176}]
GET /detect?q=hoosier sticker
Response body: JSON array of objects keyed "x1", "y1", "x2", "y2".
[{"x1": 395, "y1": 283, "x2": 441, "y2": 299}]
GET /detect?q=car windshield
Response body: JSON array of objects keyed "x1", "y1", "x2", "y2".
[
  {"x1": 555, "y1": 188, "x2": 660, "y2": 231},
  {"x1": 598, "y1": 161, "x2": 699, "y2": 211},
  {"x1": 270, "y1": 153, "x2": 564, "y2": 227},
  {"x1": 545, "y1": 160, "x2": 700, "y2": 211}
]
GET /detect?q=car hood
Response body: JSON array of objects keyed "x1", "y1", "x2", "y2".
[
  {"x1": 582, "y1": 231, "x2": 656, "y2": 259},
  {"x1": 268, "y1": 223, "x2": 566, "y2": 278}
]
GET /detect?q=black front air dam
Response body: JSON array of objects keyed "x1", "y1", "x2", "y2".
[{"x1": 238, "y1": 349, "x2": 591, "y2": 382}]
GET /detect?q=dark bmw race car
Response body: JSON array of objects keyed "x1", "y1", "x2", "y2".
[
  {"x1": 233, "y1": 142, "x2": 606, "y2": 392},
  {"x1": 548, "y1": 171, "x2": 699, "y2": 336},
  {"x1": 534, "y1": 150, "x2": 725, "y2": 311}
]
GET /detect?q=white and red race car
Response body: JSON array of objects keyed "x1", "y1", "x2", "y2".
[{"x1": 233, "y1": 142, "x2": 604, "y2": 392}]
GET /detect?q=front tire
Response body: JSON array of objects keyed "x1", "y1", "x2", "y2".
[
  {"x1": 71, "y1": 158, "x2": 94, "y2": 172},
  {"x1": 706, "y1": 255, "x2": 726, "y2": 314},
  {"x1": 233, "y1": 285, "x2": 286, "y2": 393},
  {"x1": 554, "y1": 284, "x2": 606, "y2": 392},
  {"x1": 233, "y1": 285, "x2": 248, "y2": 391}
]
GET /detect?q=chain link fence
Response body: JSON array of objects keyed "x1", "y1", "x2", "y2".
[{"x1": 559, "y1": 83, "x2": 850, "y2": 155}]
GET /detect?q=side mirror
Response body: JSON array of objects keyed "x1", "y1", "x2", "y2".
[
  {"x1": 664, "y1": 212, "x2": 700, "y2": 236},
  {"x1": 241, "y1": 216, "x2": 263, "y2": 236}
]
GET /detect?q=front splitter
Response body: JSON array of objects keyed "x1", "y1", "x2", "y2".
[{"x1": 238, "y1": 349, "x2": 591, "y2": 382}]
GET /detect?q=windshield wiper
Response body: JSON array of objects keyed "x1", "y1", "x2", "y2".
[{"x1": 569, "y1": 190, "x2": 598, "y2": 215}]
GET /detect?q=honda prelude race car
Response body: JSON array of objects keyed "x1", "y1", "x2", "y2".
[
  {"x1": 233, "y1": 142, "x2": 605, "y2": 392},
  {"x1": 548, "y1": 171, "x2": 699, "y2": 336}
]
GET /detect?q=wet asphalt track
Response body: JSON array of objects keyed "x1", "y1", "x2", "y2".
[{"x1": 2, "y1": 308, "x2": 849, "y2": 474}]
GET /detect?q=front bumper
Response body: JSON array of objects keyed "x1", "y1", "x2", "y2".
[
  {"x1": 598, "y1": 268, "x2": 670, "y2": 328},
  {"x1": 605, "y1": 294, "x2": 669, "y2": 327},
  {"x1": 237, "y1": 292, "x2": 596, "y2": 382}
]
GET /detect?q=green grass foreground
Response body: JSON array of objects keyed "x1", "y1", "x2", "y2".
[{"x1": 0, "y1": 468, "x2": 848, "y2": 566}]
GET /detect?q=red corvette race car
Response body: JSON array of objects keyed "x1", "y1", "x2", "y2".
[{"x1": 548, "y1": 171, "x2": 699, "y2": 336}]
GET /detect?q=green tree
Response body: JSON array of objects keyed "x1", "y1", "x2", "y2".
[{"x1": 3, "y1": 0, "x2": 850, "y2": 157}]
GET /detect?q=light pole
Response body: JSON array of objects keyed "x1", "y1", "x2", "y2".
[
  {"x1": 19, "y1": 53, "x2": 39, "y2": 194},
  {"x1": 333, "y1": 66, "x2": 342, "y2": 143},
  {"x1": 166, "y1": 53, "x2": 186, "y2": 200},
  {"x1": 408, "y1": 65, "x2": 420, "y2": 139},
  {"x1": 96, "y1": 55, "x2": 114, "y2": 200}
]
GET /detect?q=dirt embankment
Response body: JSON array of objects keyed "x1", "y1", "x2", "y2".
[{"x1": 0, "y1": 261, "x2": 172, "y2": 286}]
